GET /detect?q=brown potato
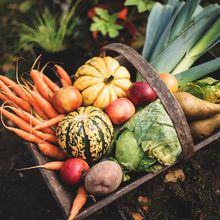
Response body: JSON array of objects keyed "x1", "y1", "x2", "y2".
[{"x1": 85, "y1": 161, "x2": 123, "y2": 196}]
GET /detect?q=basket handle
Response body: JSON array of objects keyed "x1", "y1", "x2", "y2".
[{"x1": 100, "y1": 43, "x2": 194, "y2": 159}]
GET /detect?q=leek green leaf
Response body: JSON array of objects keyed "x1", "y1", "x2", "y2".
[
  {"x1": 175, "y1": 57, "x2": 220, "y2": 85},
  {"x1": 151, "y1": 6, "x2": 220, "y2": 73}
]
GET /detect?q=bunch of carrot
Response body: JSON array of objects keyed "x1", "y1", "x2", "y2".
[
  {"x1": 0, "y1": 61, "x2": 72, "y2": 160},
  {"x1": 1, "y1": 60, "x2": 89, "y2": 219}
]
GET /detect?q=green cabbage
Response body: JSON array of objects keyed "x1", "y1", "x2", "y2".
[
  {"x1": 110, "y1": 100, "x2": 182, "y2": 173},
  {"x1": 115, "y1": 129, "x2": 144, "y2": 171}
]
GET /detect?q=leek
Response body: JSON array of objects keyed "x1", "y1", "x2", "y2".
[
  {"x1": 150, "y1": 6, "x2": 220, "y2": 73},
  {"x1": 172, "y1": 17, "x2": 220, "y2": 74},
  {"x1": 169, "y1": 0, "x2": 201, "y2": 43},
  {"x1": 142, "y1": 3, "x2": 173, "y2": 61},
  {"x1": 149, "y1": 2, "x2": 184, "y2": 61},
  {"x1": 175, "y1": 57, "x2": 220, "y2": 86},
  {"x1": 137, "y1": 0, "x2": 220, "y2": 85}
]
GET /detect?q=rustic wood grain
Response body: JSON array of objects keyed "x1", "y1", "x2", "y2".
[{"x1": 27, "y1": 143, "x2": 71, "y2": 218}]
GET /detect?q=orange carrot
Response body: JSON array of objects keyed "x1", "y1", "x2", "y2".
[
  {"x1": 0, "y1": 81, "x2": 31, "y2": 112},
  {"x1": 38, "y1": 142, "x2": 67, "y2": 160},
  {"x1": 6, "y1": 126, "x2": 42, "y2": 143},
  {"x1": 33, "y1": 131, "x2": 58, "y2": 143},
  {"x1": 11, "y1": 129, "x2": 64, "y2": 159},
  {"x1": 0, "y1": 75, "x2": 29, "y2": 101},
  {"x1": 1, "y1": 112, "x2": 65, "y2": 160},
  {"x1": 54, "y1": 64, "x2": 72, "y2": 87},
  {"x1": 60, "y1": 78, "x2": 70, "y2": 87},
  {"x1": 16, "y1": 161, "x2": 64, "y2": 171},
  {"x1": 0, "y1": 107, "x2": 57, "y2": 143},
  {"x1": 42, "y1": 74, "x2": 60, "y2": 92},
  {"x1": 68, "y1": 186, "x2": 87, "y2": 220},
  {"x1": 30, "y1": 90, "x2": 59, "y2": 118},
  {"x1": 25, "y1": 91, "x2": 49, "y2": 120},
  {"x1": 33, "y1": 114, "x2": 64, "y2": 130},
  {"x1": 0, "y1": 92, "x2": 9, "y2": 102},
  {"x1": 4, "y1": 125, "x2": 64, "y2": 159},
  {"x1": 7, "y1": 106, "x2": 55, "y2": 135},
  {"x1": 30, "y1": 69, "x2": 53, "y2": 102}
]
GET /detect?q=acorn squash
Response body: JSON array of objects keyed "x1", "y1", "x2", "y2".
[
  {"x1": 74, "y1": 56, "x2": 132, "y2": 109},
  {"x1": 56, "y1": 106, "x2": 114, "y2": 163}
]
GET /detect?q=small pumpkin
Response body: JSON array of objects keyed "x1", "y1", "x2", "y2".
[
  {"x1": 74, "y1": 56, "x2": 132, "y2": 109},
  {"x1": 56, "y1": 106, "x2": 114, "y2": 163}
]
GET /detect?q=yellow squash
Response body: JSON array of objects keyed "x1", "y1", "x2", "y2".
[{"x1": 74, "y1": 56, "x2": 132, "y2": 109}]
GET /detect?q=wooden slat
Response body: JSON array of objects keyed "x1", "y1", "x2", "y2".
[{"x1": 27, "y1": 143, "x2": 71, "y2": 218}]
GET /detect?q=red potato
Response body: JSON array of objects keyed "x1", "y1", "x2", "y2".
[
  {"x1": 105, "y1": 98, "x2": 135, "y2": 125},
  {"x1": 52, "y1": 86, "x2": 82, "y2": 114},
  {"x1": 60, "y1": 158, "x2": 90, "y2": 186}
]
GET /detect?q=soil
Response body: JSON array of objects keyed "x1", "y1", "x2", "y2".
[{"x1": 0, "y1": 125, "x2": 219, "y2": 220}]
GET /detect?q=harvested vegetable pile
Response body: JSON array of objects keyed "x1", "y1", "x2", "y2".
[{"x1": 1, "y1": 0, "x2": 220, "y2": 219}]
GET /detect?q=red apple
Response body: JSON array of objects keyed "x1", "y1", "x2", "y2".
[
  {"x1": 60, "y1": 158, "x2": 90, "y2": 186},
  {"x1": 105, "y1": 98, "x2": 135, "y2": 125},
  {"x1": 52, "y1": 86, "x2": 82, "y2": 114},
  {"x1": 126, "y1": 82, "x2": 157, "y2": 106}
]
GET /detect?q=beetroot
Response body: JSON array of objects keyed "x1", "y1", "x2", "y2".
[{"x1": 60, "y1": 158, "x2": 90, "y2": 186}]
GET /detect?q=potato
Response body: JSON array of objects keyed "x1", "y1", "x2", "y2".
[{"x1": 85, "y1": 161, "x2": 123, "y2": 196}]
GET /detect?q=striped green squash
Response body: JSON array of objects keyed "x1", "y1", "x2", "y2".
[{"x1": 56, "y1": 106, "x2": 114, "y2": 163}]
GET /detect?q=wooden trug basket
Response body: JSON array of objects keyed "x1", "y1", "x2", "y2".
[{"x1": 26, "y1": 43, "x2": 220, "y2": 220}]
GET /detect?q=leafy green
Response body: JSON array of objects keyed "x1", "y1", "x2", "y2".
[
  {"x1": 110, "y1": 100, "x2": 182, "y2": 173},
  {"x1": 90, "y1": 8, "x2": 123, "y2": 39},
  {"x1": 18, "y1": 0, "x2": 81, "y2": 52},
  {"x1": 124, "y1": 0, "x2": 154, "y2": 13},
  {"x1": 179, "y1": 83, "x2": 204, "y2": 99},
  {"x1": 115, "y1": 129, "x2": 144, "y2": 171},
  {"x1": 179, "y1": 77, "x2": 220, "y2": 103}
]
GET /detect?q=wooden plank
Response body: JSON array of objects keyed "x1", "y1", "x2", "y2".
[{"x1": 27, "y1": 143, "x2": 71, "y2": 218}]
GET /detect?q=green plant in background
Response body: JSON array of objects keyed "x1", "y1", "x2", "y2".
[
  {"x1": 124, "y1": 0, "x2": 154, "y2": 13},
  {"x1": 90, "y1": 8, "x2": 124, "y2": 38},
  {"x1": 19, "y1": 0, "x2": 81, "y2": 52}
]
